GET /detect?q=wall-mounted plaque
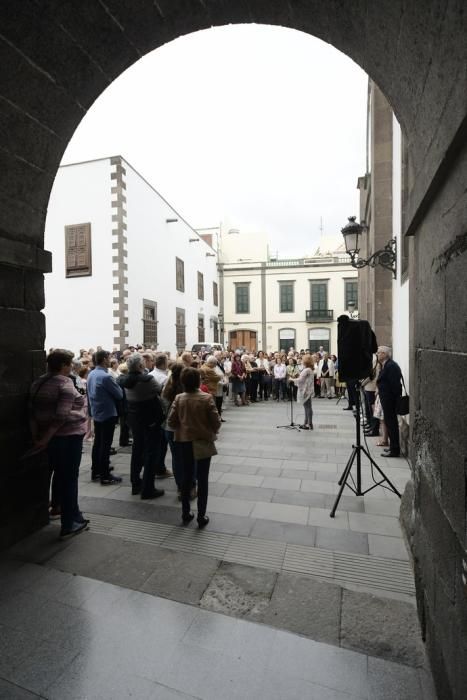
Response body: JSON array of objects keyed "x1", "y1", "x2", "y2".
[{"x1": 65, "y1": 223, "x2": 92, "y2": 277}]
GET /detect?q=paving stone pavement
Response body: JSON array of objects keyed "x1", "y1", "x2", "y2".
[{"x1": 0, "y1": 398, "x2": 439, "y2": 698}]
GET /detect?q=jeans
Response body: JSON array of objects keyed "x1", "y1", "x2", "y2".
[
  {"x1": 48, "y1": 434, "x2": 84, "y2": 530},
  {"x1": 156, "y1": 428, "x2": 168, "y2": 475},
  {"x1": 274, "y1": 378, "x2": 286, "y2": 399},
  {"x1": 165, "y1": 429, "x2": 192, "y2": 489},
  {"x1": 174, "y1": 442, "x2": 211, "y2": 518},
  {"x1": 128, "y1": 420, "x2": 160, "y2": 495},
  {"x1": 304, "y1": 398, "x2": 313, "y2": 426},
  {"x1": 215, "y1": 396, "x2": 223, "y2": 416},
  {"x1": 249, "y1": 376, "x2": 259, "y2": 401},
  {"x1": 92, "y1": 417, "x2": 117, "y2": 479},
  {"x1": 119, "y1": 413, "x2": 131, "y2": 446},
  {"x1": 380, "y1": 394, "x2": 400, "y2": 454},
  {"x1": 259, "y1": 374, "x2": 271, "y2": 399},
  {"x1": 364, "y1": 390, "x2": 376, "y2": 427}
]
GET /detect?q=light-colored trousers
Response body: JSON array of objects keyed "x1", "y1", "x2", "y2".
[{"x1": 320, "y1": 377, "x2": 335, "y2": 397}]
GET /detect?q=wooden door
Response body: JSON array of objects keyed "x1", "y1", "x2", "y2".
[{"x1": 229, "y1": 330, "x2": 257, "y2": 352}]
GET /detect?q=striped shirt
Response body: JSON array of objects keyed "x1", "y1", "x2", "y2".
[{"x1": 30, "y1": 373, "x2": 87, "y2": 437}]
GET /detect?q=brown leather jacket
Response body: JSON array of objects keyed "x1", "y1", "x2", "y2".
[{"x1": 167, "y1": 390, "x2": 221, "y2": 442}]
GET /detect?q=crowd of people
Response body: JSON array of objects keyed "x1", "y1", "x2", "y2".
[{"x1": 29, "y1": 342, "x2": 403, "y2": 539}]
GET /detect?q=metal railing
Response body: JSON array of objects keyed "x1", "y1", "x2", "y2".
[
  {"x1": 306, "y1": 309, "x2": 334, "y2": 322},
  {"x1": 266, "y1": 256, "x2": 350, "y2": 267}
]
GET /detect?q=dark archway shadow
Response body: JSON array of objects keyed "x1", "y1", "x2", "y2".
[{"x1": 1, "y1": 5, "x2": 466, "y2": 697}]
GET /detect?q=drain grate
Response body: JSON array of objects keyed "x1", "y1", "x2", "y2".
[
  {"x1": 86, "y1": 513, "x2": 415, "y2": 597},
  {"x1": 316, "y1": 424, "x2": 338, "y2": 430}
]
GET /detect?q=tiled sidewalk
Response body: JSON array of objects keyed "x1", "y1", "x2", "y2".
[
  {"x1": 0, "y1": 559, "x2": 436, "y2": 700},
  {"x1": 79, "y1": 399, "x2": 411, "y2": 565},
  {"x1": 0, "y1": 398, "x2": 438, "y2": 699}
]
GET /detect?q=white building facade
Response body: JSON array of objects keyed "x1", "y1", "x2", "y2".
[
  {"x1": 45, "y1": 156, "x2": 220, "y2": 355},
  {"x1": 219, "y1": 230, "x2": 358, "y2": 353}
]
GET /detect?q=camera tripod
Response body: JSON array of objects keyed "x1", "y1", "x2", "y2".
[
  {"x1": 277, "y1": 380, "x2": 301, "y2": 432},
  {"x1": 330, "y1": 381, "x2": 401, "y2": 517}
]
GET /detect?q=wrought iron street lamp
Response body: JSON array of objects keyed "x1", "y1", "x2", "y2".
[{"x1": 341, "y1": 216, "x2": 397, "y2": 278}]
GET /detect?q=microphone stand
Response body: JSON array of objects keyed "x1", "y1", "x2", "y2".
[{"x1": 277, "y1": 377, "x2": 301, "y2": 432}]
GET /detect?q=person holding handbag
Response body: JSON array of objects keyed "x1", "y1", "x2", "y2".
[
  {"x1": 231, "y1": 351, "x2": 248, "y2": 406},
  {"x1": 376, "y1": 346, "x2": 402, "y2": 457},
  {"x1": 168, "y1": 367, "x2": 221, "y2": 528}
]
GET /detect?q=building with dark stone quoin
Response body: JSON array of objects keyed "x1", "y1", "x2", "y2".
[{"x1": 0, "y1": 3, "x2": 466, "y2": 698}]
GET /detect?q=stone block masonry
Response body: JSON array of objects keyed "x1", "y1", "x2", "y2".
[
  {"x1": 0, "y1": 3, "x2": 465, "y2": 697},
  {"x1": 110, "y1": 156, "x2": 129, "y2": 348}
]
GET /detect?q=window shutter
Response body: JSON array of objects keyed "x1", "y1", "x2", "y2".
[{"x1": 65, "y1": 223, "x2": 92, "y2": 277}]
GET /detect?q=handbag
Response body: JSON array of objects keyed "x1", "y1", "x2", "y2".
[
  {"x1": 373, "y1": 394, "x2": 384, "y2": 420},
  {"x1": 396, "y1": 376, "x2": 409, "y2": 415},
  {"x1": 192, "y1": 439, "x2": 217, "y2": 460}
]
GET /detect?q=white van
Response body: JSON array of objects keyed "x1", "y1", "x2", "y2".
[{"x1": 191, "y1": 343, "x2": 224, "y2": 354}]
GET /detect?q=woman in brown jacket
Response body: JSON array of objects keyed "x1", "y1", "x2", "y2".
[{"x1": 167, "y1": 368, "x2": 221, "y2": 527}]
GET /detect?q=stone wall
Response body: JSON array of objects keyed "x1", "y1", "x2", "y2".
[
  {"x1": 402, "y1": 135, "x2": 467, "y2": 700},
  {"x1": 0, "y1": 1, "x2": 466, "y2": 696},
  {"x1": 0, "y1": 242, "x2": 51, "y2": 548}
]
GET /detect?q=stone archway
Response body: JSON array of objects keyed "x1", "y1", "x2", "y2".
[{"x1": 0, "y1": 3, "x2": 466, "y2": 696}]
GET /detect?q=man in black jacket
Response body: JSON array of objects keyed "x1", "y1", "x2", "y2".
[
  {"x1": 376, "y1": 346, "x2": 402, "y2": 457},
  {"x1": 118, "y1": 353, "x2": 165, "y2": 499}
]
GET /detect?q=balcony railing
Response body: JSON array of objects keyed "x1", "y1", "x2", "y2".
[
  {"x1": 306, "y1": 309, "x2": 334, "y2": 322},
  {"x1": 266, "y1": 256, "x2": 350, "y2": 267}
]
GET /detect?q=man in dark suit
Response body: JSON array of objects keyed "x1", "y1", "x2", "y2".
[{"x1": 376, "y1": 346, "x2": 402, "y2": 457}]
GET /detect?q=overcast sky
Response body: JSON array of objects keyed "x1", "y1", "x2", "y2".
[{"x1": 62, "y1": 24, "x2": 368, "y2": 258}]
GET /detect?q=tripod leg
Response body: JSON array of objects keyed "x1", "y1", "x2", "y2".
[
  {"x1": 330, "y1": 447, "x2": 357, "y2": 517},
  {"x1": 338, "y1": 444, "x2": 358, "y2": 486},
  {"x1": 359, "y1": 447, "x2": 402, "y2": 497}
]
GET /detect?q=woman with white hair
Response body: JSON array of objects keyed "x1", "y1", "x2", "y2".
[
  {"x1": 201, "y1": 355, "x2": 226, "y2": 420},
  {"x1": 231, "y1": 352, "x2": 248, "y2": 406}
]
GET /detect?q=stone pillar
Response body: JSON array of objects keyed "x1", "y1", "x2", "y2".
[
  {"x1": 261, "y1": 262, "x2": 267, "y2": 351},
  {"x1": 0, "y1": 238, "x2": 51, "y2": 548},
  {"x1": 369, "y1": 83, "x2": 393, "y2": 345},
  {"x1": 357, "y1": 84, "x2": 394, "y2": 342}
]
